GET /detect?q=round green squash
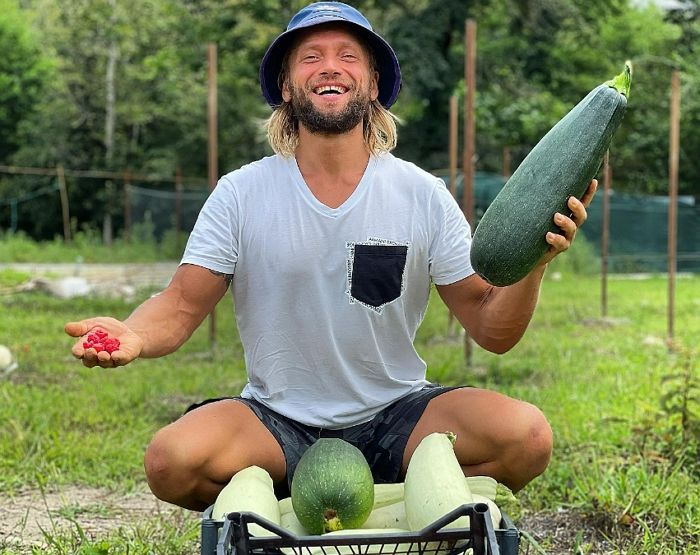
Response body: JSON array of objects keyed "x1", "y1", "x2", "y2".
[{"x1": 291, "y1": 438, "x2": 375, "y2": 534}]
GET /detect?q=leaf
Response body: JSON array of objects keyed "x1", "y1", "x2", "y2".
[{"x1": 618, "y1": 512, "x2": 636, "y2": 526}]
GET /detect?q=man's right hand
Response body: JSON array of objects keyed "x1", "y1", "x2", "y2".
[{"x1": 64, "y1": 317, "x2": 144, "y2": 368}]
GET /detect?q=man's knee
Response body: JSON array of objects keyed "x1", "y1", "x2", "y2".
[
  {"x1": 143, "y1": 427, "x2": 195, "y2": 502},
  {"x1": 517, "y1": 402, "x2": 553, "y2": 476}
]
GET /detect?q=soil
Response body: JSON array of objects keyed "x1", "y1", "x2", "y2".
[
  {"x1": 519, "y1": 509, "x2": 623, "y2": 554},
  {"x1": 0, "y1": 485, "x2": 197, "y2": 553}
]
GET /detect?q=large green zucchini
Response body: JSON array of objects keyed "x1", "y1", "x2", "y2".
[
  {"x1": 470, "y1": 62, "x2": 632, "y2": 286},
  {"x1": 291, "y1": 438, "x2": 374, "y2": 534}
]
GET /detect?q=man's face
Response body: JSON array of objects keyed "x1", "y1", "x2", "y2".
[{"x1": 282, "y1": 25, "x2": 379, "y2": 135}]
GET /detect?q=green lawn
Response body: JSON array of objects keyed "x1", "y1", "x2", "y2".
[{"x1": 0, "y1": 270, "x2": 698, "y2": 554}]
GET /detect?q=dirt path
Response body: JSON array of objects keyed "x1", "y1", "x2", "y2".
[
  {"x1": 0, "y1": 262, "x2": 178, "y2": 293},
  {"x1": 1, "y1": 485, "x2": 198, "y2": 553}
]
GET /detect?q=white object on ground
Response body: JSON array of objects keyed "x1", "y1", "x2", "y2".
[
  {"x1": 39, "y1": 277, "x2": 92, "y2": 299},
  {"x1": 0, "y1": 345, "x2": 17, "y2": 375}
]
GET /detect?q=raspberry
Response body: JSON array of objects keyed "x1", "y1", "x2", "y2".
[
  {"x1": 83, "y1": 329, "x2": 120, "y2": 354},
  {"x1": 103, "y1": 338, "x2": 120, "y2": 354}
]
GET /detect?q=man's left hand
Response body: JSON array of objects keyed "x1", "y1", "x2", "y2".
[{"x1": 540, "y1": 178, "x2": 598, "y2": 266}]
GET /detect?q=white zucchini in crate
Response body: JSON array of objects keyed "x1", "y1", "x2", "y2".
[
  {"x1": 465, "y1": 476, "x2": 498, "y2": 501},
  {"x1": 280, "y1": 510, "x2": 310, "y2": 536},
  {"x1": 372, "y1": 482, "x2": 405, "y2": 508},
  {"x1": 212, "y1": 465, "x2": 281, "y2": 537},
  {"x1": 282, "y1": 528, "x2": 413, "y2": 555},
  {"x1": 360, "y1": 500, "x2": 408, "y2": 529},
  {"x1": 404, "y1": 432, "x2": 473, "y2": 530},
  {"x1": 278, "y1": 496, "x2": 294, "y2": 516},
  {"x1": 322, "y1": 529, "x2": 414, "y2": 555}
]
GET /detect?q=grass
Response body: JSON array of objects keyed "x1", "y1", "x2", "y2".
[
  {"x1": 1, "y1": 269, "x2": 699, "y2": 553},
  {"x1": 0, "y1": 229, "x2": 183, "y2": 264},
  {"x1": 0, "y1": 268, "x2": 31, "y2": 289}
]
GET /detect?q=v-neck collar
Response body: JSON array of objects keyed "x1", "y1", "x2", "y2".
[{"x1": 286, "y1": 155, "x2": 378, "y2": 218}]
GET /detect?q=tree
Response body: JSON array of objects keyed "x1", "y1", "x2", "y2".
[
  {"x1": 14, "y1": 0, "x2": 210, "y2": 173},
  {"x1": 453, "y1": 0, "x2": 695, "y2": 196},
  {"x1": 665, "y1": 0, "x2": 700, "y2": 196},
  {"x1": 0, "y1": 0, "x2": 49, "y2": 160},
  {"x1": 5, "y1": 0, "x2": 700, "y2": 242},
  {"x1": 548, "y1": 2, "x2": 685, "y2": 194},
  {"x1": 10, "y1": 0, "x2": 213, "y2": 238}
]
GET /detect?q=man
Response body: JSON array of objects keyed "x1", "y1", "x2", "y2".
[{"x1": 65, "y1": 1, "x2": 596, "y2": 512}]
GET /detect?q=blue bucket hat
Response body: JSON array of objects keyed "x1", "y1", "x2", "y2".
[{"x1": 260, "y1": 2, "x2": 402, "y2": 109}]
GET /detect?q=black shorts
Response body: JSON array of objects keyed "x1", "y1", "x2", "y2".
[{"x1": 185, "y1": 384, "x2": 461, "y2": 498}]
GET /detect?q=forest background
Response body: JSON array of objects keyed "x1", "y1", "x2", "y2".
[{"x1": 1, "y1": 0, "x2": 699, "y2": 241}]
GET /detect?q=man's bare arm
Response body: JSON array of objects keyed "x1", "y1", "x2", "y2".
[
  {"x1": 126, "y1": 264, "x2": 231, "y2": 357},
  {"x1": 437, "y1": 180, "x2": 597, "y2": 354},
  {"x1": 436, "y1": 267, "x2": 545, "y2": 354},
  {"x1": 65, "y1": 264, "x2": 231, "y2": 367}
]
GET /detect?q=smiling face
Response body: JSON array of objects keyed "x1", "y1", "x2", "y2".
[{"x1": 281, "y1": 25, "x2": 379, "y2": 135}]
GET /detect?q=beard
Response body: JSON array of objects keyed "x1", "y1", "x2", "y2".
[{"x1": 289, "y1": 82, "x2": 371, "y2": 135}]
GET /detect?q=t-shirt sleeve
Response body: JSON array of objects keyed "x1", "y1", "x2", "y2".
[
  {"x1": 180, "y1": 175, "x2": 239, "y2": 274},
  {"x1": 428, "y1": 179, "x2": 474, "y2": 285}
]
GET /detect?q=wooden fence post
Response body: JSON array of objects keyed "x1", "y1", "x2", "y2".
[
  {"x1": 667, "y1": 69, "x2": 680, "y2": 345},
  {"x1": 502, "y1": 146, "x2": 511, "y2": 179},
  {"x1": 123, "y1": 171, "x2": 131, "y2": 243},
  {"x1": 601, "y1": 151, "x2": 611, "y2": 318},
  {"x1": 462, "y1": 19, "x2": 477, "y2": 366},
  {"x1": 57, "y1": 165, "x2": 71, "y2": 242},
  {"x1": 175, "y1": 166, "x2": 183, "y2": 254}
]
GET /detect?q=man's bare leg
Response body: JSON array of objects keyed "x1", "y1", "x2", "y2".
[
  {"x1": 402, "y1": 388, "x2": 553, "y2": 492},
  {"x1": 144, "y1": 399, "x2": 286, "y2": 511}
]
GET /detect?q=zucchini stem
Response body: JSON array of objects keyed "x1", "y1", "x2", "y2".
[
  {"x1": 324, "y1": 509, "x2": 343, "y2": 532},
  {"x1": 605, "y1": 61, "x2": 633, "y2": 98}
]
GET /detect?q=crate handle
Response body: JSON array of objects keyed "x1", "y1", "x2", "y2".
[
  {"x1": 416, "y1": 503, "x2": 499, "y2": 555},
  {"x1": 221, "y1": 503, "x2": 501, "y2": 555}
]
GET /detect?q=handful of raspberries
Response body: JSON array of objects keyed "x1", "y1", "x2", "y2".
[{"x1": 83, "y1": 329, "x2": 121, "y2": 354}]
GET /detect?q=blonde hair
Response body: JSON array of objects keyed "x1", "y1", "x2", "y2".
[{"x1": 265, "y1": 99, "x2": 399, "y2": 157}]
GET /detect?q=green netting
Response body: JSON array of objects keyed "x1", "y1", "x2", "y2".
[
  {"x1": 436, "y1": 170, "x2": 507, "y2": 221},
  {"x1": 126, "y1": 184, "x2": 209, "y2": 241},
  {"x1": 3, "y1": 170, "x2": 699, "y2": 274},
  {"x1": 583, "y1": 192, "x2": 700, "y2": 273},
  {"x1": 0, "y1": 177, "x2": 61, "y2": 236},
  {"x1": 436, "y1": 170, "x2": 700, "y2": 274}
]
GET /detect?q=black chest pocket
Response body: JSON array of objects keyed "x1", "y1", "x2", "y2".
[{"x1": 350, "y1": 244, "x2": 408, "y2": 309}]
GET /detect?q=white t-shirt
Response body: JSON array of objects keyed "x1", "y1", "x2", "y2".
[{"x1": 181, "y1": 153, "x2": 474, "y2": 428}]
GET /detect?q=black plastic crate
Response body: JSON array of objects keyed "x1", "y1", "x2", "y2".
[{"x1": 201, "y1": 503, "x2": 521, "y2": 555}]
